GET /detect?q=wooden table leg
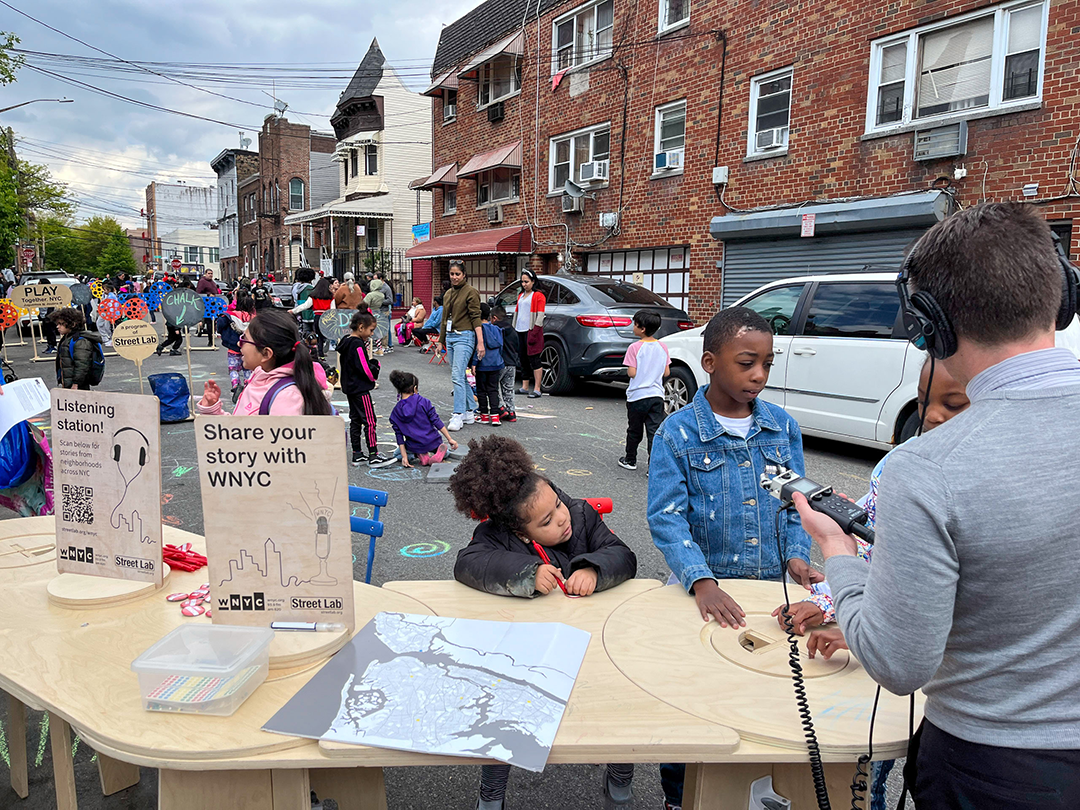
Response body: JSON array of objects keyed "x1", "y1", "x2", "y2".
[
  {"x1": 48, "y1": 712, "x2": 78, "y2": 810},
  {"x1": 159, "y1": 769, "x2": 273, "y2": 810},
  {"x1": 310, "y1": 767, "x2": 389, "y2": 810},
  {"x1": 684, "y1": 761, "x2": 862, "y2": 809},
  {"x1": 7, "y1": 693, "x2": 28, "y2": 798},
  {"x1": 97, "y1": 751, "x2": 141, "y2": 795},
  {"x1": 272, "y1": 768, "x2": 311, "y2": 810}
]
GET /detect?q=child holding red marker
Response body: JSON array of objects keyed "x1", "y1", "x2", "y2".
[{"x1": 450, "y1": 435, "x2": 637, "y2": 810}]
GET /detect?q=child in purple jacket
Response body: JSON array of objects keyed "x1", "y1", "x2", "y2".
[{"x1": 388, "y1": 370, "x2": 459, "y2": 466}]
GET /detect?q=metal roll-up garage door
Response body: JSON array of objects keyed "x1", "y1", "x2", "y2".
[{"x1": 720, "y1": 229, "x2": 927, "y2": 307}]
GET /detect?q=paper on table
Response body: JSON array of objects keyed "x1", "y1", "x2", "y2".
[
  {"x1": 263, "y1": 612, "x2": 591, "y2": 772},
  {"x1": 0, "y1": 378, "x2": 50, "y2": 440}
]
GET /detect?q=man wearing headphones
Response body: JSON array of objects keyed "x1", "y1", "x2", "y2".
[{"x1": 794, "y1": 203, "x2": 1080, "y2": 807}]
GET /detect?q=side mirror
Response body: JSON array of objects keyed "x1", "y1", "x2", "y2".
[{"x1": 487, "y1": 296, "x2": 497, "y2": 307}]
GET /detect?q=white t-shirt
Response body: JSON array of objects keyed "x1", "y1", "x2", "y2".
[
  {"x1": 623, "y1": 339, "x2": 670, "y2": 402},
  {"x1": 515, "y1": 292, "x2": 533, "y2": 332},
  {"x1": 714, "y1": 412, "x2": 755, "y2": 437}
]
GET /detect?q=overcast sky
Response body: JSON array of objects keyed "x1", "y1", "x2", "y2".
[{"x1": 0, "y1": 0, "x2": 478, "y2": 229}]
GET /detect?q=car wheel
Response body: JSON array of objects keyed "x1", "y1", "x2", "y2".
[
  {"x1": 540, "y1": 341, "x2": 575, "y2": 395},
  {"x1": 897, "y1": 408, "x2": 922, "y2": 443},
  {"x1": 664, "y1": 366, "x2": 697, "y2": 414}
]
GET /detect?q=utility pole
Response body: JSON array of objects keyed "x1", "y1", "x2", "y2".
[{"x1": 6, "y1": 126, "x2": 25, "y2": 275}]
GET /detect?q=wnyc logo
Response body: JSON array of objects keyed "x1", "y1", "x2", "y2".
[
  {"x1": 217, "y1": 592, "x2": 265, "y2": 611},
  {"x1": 59, "y1": 545, "x2": 95, "y2": 564}
]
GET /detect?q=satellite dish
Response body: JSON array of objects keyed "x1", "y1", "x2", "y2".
[
  {"x1": 274, "y1": 99, "x2": 288, "y2": 115},
  {"x1": 564, "y1": 179, "x2": 585, "y2": 199},
  {"x1": 239, "y1": 130, "x2": 251, "y2": 149}
]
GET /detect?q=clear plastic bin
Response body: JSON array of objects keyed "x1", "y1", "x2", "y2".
[{"x1": 131, "y1": 624, "x2": 274, "y2": 716}]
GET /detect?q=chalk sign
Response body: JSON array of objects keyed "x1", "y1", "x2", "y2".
[
  {"x1": 51, "y1": 389, "x2": 164, "y2": 585},
  {"x1": 70, "y1": 284, "x2": 92, "y2": 306},
  {"x1": 196, "y1": 416, "x2": 354, "y2": 630},
  {"x1": 318, "y1": 309, "x2": 358, "y2": 343},
  {"x1": 112, "y1": 320, "x2": 159, "y2": 394},
  {"x1": 161, "y1": 288, "x2": 204, "y2": 328},
  {"x1": 10, "y1": 284, "x2": 72, "y2": 310}
]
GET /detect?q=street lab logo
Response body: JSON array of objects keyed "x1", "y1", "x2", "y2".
[
  {"x1": 217, "y1": 592, "x2": 265, "y2": 611},
  {"x1": 59, "y1": 545, "x2": 96, "y2": 564}
]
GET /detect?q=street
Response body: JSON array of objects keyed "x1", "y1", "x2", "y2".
[{"x1": 0, "y1": 325, "x2": 885, "y2": 809}]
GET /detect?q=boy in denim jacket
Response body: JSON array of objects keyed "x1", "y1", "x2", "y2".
[{"x1": 647, "y1": 306, "x2": 823, "y2": 810}]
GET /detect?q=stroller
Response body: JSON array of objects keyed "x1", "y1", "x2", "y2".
[{"x1": 2, "y1": 357, "x2": 17, "y2": 384}]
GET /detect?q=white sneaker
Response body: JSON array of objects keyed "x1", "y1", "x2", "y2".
[
  {"x1": 463, "y1": 411, "x2": 476, "y2": 425},
  {"x1": 448, "y1": 414, "x2": 464, "y2": 432}
]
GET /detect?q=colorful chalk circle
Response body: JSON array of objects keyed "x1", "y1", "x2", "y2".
[
  {"x1": 124, "y1": 297, "x2": 149, "y2": 321},
  {"x1": 149, "y1": 281, "x2": 172, "y2": 298},
  {"x1": 399, "y1": 541, "x2": 451, "y2": 558},
  {"x1": 203, "y1": 295, "x2": 228, "y2": 318},
  {"x1": 97, "y1": 297, "x2": 124, "y2": 323},
  {"x1": 0, "y1": 301, "x2": 18, "y2": 330},
  {"x1": 69, "y1": 284, "x2": 92, "y2": 306},
  {"x1": 161, "y1": 288, "x2": 204, "y2": 328}
]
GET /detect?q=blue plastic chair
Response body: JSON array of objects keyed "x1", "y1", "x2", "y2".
[{"x1": 349, "y1": 485, "x2": 388, "y2": 584}]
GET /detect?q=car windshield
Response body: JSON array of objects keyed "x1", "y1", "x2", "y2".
[{"x1": 588, "y1": 281, "x2": 672, "y2": 307}]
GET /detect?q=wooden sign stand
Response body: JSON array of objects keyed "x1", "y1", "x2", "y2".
[
  {"x1": 47, "y1": 564, "x2": 172, "y2": 609},
  {"x1": 27, "y1": 317, "x2": 45, "y2": 363}
]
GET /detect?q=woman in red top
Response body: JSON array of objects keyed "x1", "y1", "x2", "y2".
[
  {"x1": 514, "y1": 270, "x2": 546, "y2": 398},
  {"x1": 291, "y1": 276, "x2": 337, "y2": 356}
]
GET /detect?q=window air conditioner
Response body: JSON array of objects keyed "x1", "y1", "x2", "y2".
[
  {"x1": 654, "y1": 150, "x2": 684, "y2": 171},
  {"x1": 487, "y1": 204, "x2": 504, "y2": 224},
  {"x1": 561, "y1": 194, "x2": 583, "y2": 214},
  {"x1": 755, "y1": 127, "x2": 787, "y2": 151},
  {"x1": 580, "y1": 160, "x2": 610, "y2": 182},
  {"x1": 487, "y1": 101, "x2": 505, "y2": 123},
  {"x1": 444, "y1": 104, "x2": 457, "y2": 120},
  {"x1": 913, "y1": 122, "x2": 968, "y2": 162}
]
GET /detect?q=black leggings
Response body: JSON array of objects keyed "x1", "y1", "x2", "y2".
[
  {"x1": 480, "y1": 763, "x2": 633, "y2": 802},
  {"x1": 517, "y1": 331, "x2": 541, "y2": 378},
  {"x1": 158, "y1": 324, "x2": 184, "y2": 352}
]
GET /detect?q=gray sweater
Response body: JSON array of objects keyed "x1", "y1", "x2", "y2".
[{"x1": 827, "y1": 348, "x2": 1080, "y2": 749}]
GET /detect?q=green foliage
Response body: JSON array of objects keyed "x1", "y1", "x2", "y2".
[
  {"x1": 363, "y1": 250, "x2": 394, "y2": 275},
  {"x1": 95, "y1": 231, "x2": 139, "y2": 278},
  {"x1": 39, "y1": 215, "x2": 89, "y2": 276},
  {"x1": 0, "y1": 127, "x2": 73, "y2": 263},
  {"x1": 0, "y1": 32, "x2": 23, "y2": 87}
]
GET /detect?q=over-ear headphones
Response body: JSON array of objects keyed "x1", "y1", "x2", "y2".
[
  {"x1": 112, "y1": 426, "x2": 149, "y2": 467},
  {"x1": 897, "y1": 231, "x2": 1080, "y2": 359}
]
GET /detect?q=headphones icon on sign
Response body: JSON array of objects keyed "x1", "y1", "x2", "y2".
[{"x1": 111, "y1": 426, "x2": 151, "y2": 541}]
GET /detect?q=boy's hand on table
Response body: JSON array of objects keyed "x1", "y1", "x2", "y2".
[
  {"x1": 693, "y1": 579, "x2": 746, "y2": 628},
  {"x1": 565, "y1": 568, "x2": 597, "y2": 596},
  {"x1": 807, "y1": 628, "x2": 848, "y2": 659},
  {"x1": 535, "y1": 564, "x2": 564, "y2": 594},
  {"x1": 771, "y1": 601, "x2": 824, "y2": 635},
  {"x1": 792, "y1": 492, "x2": 858, "y2": 559},
  {"x1": 786, "y1": 558, "x2": 826, "y2": 588}
]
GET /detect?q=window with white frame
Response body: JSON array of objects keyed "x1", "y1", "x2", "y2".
[
  {"x1": 549, "y1": 124, "x2": 611, "y2": 190},
  {"x1": 478, "y1": 55, "x2": 522, "y2": 107},
  {"x1": 553, "y1": 0, "x2": 614, "y2": 72},
  {"x1": 209, "y1": 248, "x2": 220, "y2": 263},
  {"x1": 747, "y1": 68, "x2": 792, "y2": 156},
  {"x1": 444, "y1": 187, "x2": 457, "y2": 215},
  {"x1": 365, "y1": 144, "x2": 378, "y2": 176},
  {"x1": 289, "y1": 178, "x2": 304, "y2": 210},
  {"x1": 184, "y1": 246, "x2": 200, "y2": 264},
  {"x1": 866, "y1": 1, "x2": 1046, "y2": 131},
  {"x1": 653, "y1": 100, "x2": 686, "y2": 170},
  {"x1": 444, "y1": 89, "x2": 458, "y2": 121},
  {"x1": 658, "y1": 0, "x2": 688, "y2": 32},
  {"x1": 476, "y1": 168, "x2": 521, "y2": 206}
]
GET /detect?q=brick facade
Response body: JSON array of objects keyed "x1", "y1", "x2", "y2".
[{"x1": 430, "y1": 0, "x2": 1078, "y2": 323}]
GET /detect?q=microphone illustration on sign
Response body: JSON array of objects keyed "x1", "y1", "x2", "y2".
[
  {"x1": 111, "y1": 426, "x2": 152, "y2": 544},
  {"x1": 311, "y1": 507, "x2": 337, "y2": 586}
]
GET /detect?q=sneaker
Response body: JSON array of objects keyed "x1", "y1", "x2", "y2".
[
  {"x1": 43, "y1": 346, "x2": 56, "y2": 354},
  {"x1": 479, "y1": 413, "x2": 491, "y2": 424},
  {"x1": 169, "y1": 349, "x2": 182, "y2": 356},
  {"x1": 517, "y1": 387, "x2": 530, "y2": 395},
  {"x1": 602, "y1": 771, "x2": 634, "y2": 809},
  {"x1": 448, "y1": 414, "x2": 464, "y2": 432},
  {"x1": 663, "y1": 804, "x2": 681, "y2": 810},
  {"x1": 351, "y1": 453, "x2": 365, "y2": 466},
  {"x1": 463, "y1": 411, "x2": 476, "y2": 425},
  {"x1": 490, "y1": 414, "x2": 501, "y2": 426},
  {"x1": 431, "y1": 443, "x2": 449, "y2": 464},
  {"x1": 504, "y1": 411, "x2": 517, "y2": 423},
  {"x1": 528, "y1": 390, "x2": 542, "y2": 398},
  {"x1": 618, "y1": 457, "x2": 637, "y2": 471},
  {"x1": 367, "y1": 452, "x2": 395, "y2": 468}
]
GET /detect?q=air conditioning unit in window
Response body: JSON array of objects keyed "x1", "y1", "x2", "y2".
[
  {"x1": 487, "y1": 101, "x2": 505, "y2": 123},
  {"x1": 654, "y1": 150, "x2": 684, "y2": 171},
  {"x1": 913, "y1": 121, "x2": 968, "y2": 162},
  {"x1": 487, "y1": 204, "x2": 504, "y2": 224},
  {"x1": 444, "y1": 104, "x2": 457, "y2": 120},
  {"x1": 562, "y1": 194, "x2": 583, "y2": 214},
  {"x1": 755, "y1": 127, "x2": 787, "y2": 151},
  {"x1": 580, "y1": 160, "x2": 610, "y2": 182}
]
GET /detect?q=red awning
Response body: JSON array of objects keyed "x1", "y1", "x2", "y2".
[
  {"x1": 458, "y1": 142, "x2": 522, "y2": 178},
  {"x1": 417, "y1": 162, "x2": 458, "y2": 189},
  {"x1": 458, "y1": 31, "x2": 524, "y2": 80},
  {"x1": 405, "y1": 225, "x2": 532, "y2": 260},
  {"x1": 423, "y1": 68, "x2": 459, "y2": 98}
]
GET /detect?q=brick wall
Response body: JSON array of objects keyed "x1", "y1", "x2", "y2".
[{"x1": 430, "y1": 0, "x2": 1079, "y2": 323}]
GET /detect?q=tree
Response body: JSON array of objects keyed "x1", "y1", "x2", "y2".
[
  {"x1": 95, "y1": 232, "x2": 139, "y2": 278},
  {"x1": 0, "y1": 128, "x2": 73, "y2": 265},
  {"x1": 39, "y1": 215, "x2": 89, "y2": 277},
  {"x1": 0, "y1": 32, "x2": 23, "y2": 87}
]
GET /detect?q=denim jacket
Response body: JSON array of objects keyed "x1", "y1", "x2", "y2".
[{"x1": 648, "y1": 385, "x2": 812, "y2": 590}]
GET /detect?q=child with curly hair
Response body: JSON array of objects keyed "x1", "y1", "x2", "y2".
[{"x1": 449, "y1": 435, "x2": 638, "y2": 810}]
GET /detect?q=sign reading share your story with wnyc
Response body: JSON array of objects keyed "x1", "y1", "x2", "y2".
[
  {"x1": 51, "y1": 389, "x2": 164, "y2": 585},
  {"x1": 195, "y1": 415, "x2": 354, "y2": 631}
]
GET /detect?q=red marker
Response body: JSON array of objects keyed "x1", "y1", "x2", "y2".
[{"x1": 532, "y1": 543, "x2": 570, "y2": 595}]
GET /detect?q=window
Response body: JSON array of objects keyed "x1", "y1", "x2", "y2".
[
  {"x1": 866, "y1": 1, "x2": 1046, "y2": 131},
  {"x1": 802, "y1": 283, "x2": 902, "y2": 339},
  {"x1": 208, "y1": 248, "x2": 220, "y2": 264},
  {"x1": 478, "y1": 55, "x2": 522, "y2": 107},
  {"x1": 476, "y1": 168, "x2": 521, "y2": 206},
  {"x1": 748, "y1": 67, "x2": 792, "y2": 156},
  {"x1": 540, "y1": 280, "x2": 580, "y2": 305},
  {"x1": 366, "y1": 220, "x2": 379, "y2": 250},
  {"x1": 184, "y1": 246, "x2": 199, "y2": 264},
  {"x1": 289, "y1": 178, "x2": 304, "y2": 210},
  {"x1": 444, "y1": 89, "x2": 458, "y2": 121},
  {"x1": 653, "y1": 100, "x2": 686, "y2": 169},
  {"x1": 493, "y1": 281, "x2": 522, "y2": 310},
  {"x1": 444, "y1": 187, "x2": 457, "y2": 215},
  {"x1": 553, "y1": 0, "x2": 614, "y2": 72},
  {"x1": 365, "y1": 144, "x2": 378, "y2": 176},
  {"x1": 658, "y1": 0, "x2": 688, "y2": 32},
  {"x1": 549, "y1": 124, "x2": 611, "y2": 190},
  {"x1": 741, "y1": 284, "x2": 805, "y2": 336},
  {"x1": 350, "y1": 149, "x2": 359, "y2": 178}
]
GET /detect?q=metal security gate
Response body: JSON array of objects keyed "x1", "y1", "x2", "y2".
[{"x1": 720, "y1": 229, "x2": 927, "y2": 307}]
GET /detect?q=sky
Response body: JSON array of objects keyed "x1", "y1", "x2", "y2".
[{"x1": 0, "y1": 0, "x2": 479, "y2": 230}]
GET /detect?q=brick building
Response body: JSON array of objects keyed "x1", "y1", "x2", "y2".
[
  {"x1": 413, "y1": 0, "x2": 1077, "y2": 323},
  {"x1": 235, "y1": 116, "x2": 337, "y2": 279},
  {"x1": 210, "y1": 147, "x2": 259, "y2": 281}
]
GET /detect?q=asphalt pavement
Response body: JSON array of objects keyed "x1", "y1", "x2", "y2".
[{"x1": 0, "y1": 322, "x2": 885, "y2": 810}]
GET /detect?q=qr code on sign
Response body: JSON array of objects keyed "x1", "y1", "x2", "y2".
[{"x1": 62, "y1": 484, "x2": 94, "y2": 525}]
